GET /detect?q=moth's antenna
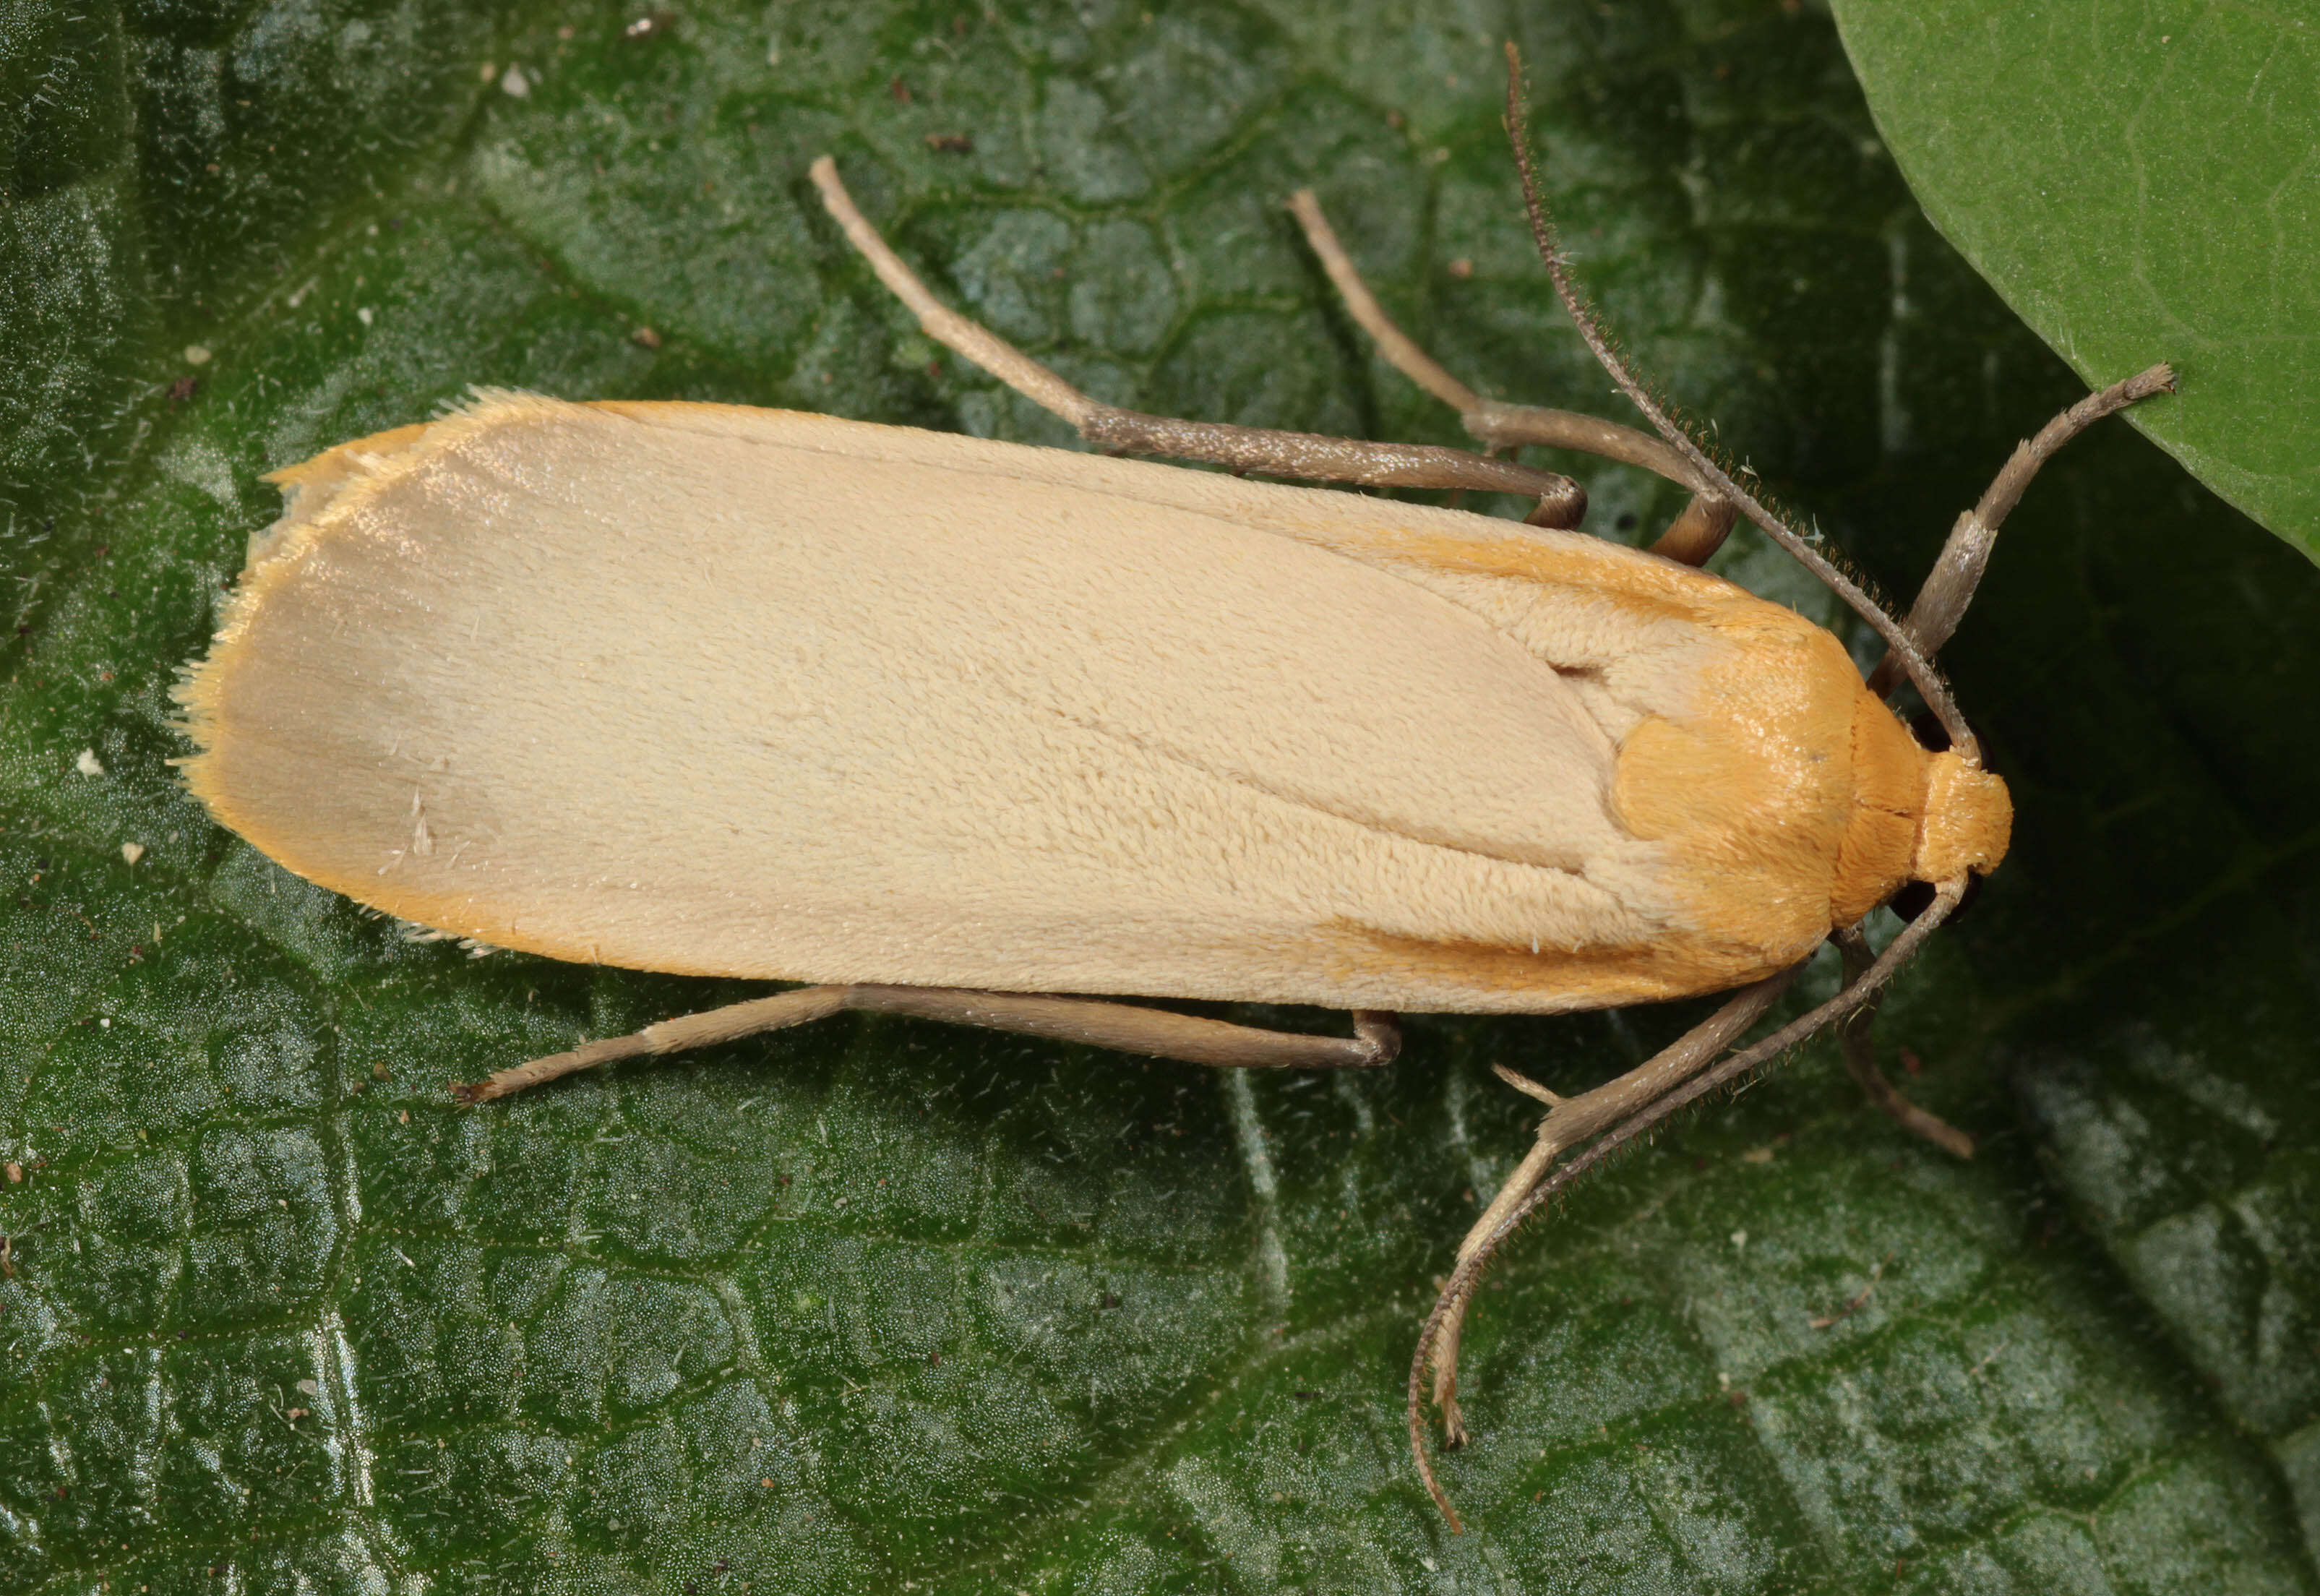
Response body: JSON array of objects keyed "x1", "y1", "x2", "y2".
[
  {"x1": 1497, "y1": 42, "x2": 1978, "y2": 763},
  {"x1": 1406, "y1": 877, "x2": 1967, "y2": 1530},
  {"x1": 1865, "y1": 359, "x2": 2175, "y2": 698}
]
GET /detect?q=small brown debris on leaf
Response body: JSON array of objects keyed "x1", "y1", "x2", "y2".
[
  {"x1": 1808, "y1": 1256, "x2": 1890, "y2": 1329},
  {"x1": 925, "y1": 133, "x2": 974, "y2": 154}
]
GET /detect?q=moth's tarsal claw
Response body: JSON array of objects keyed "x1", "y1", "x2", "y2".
[{"x1": 1441, "y1": 1399, "x2": 1469, "y2": 1450}]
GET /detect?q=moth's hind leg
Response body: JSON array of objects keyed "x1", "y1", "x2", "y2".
[
  {"x1": 1415, "y1": 971, "x2": 1794, "y2": 1448},
  {"x1": 453, "y1": 986, "x2": 1399, "y2": 1102},
  {"x1": 1868, "y1": 363, "x2": 2176, "y2": 695},
  {"x1": 807, "y1": 157, "x2": 1586, "y2": 528},
  {"x1": 1286, "y1": 188, "x2": 1735, "y2": 565},
  {"x1": 1830, "y1": 925, "x2": 1975, "y2": 1158}
]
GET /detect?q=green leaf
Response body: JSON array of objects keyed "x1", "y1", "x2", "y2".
[
  {"x1": 1829, "y1": 0, "x2": 2320, "y2": 563},
  {"x1": 4, "y1": 1, "x2": 2319, "y2": 1591}
]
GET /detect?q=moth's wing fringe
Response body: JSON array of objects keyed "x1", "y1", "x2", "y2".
[{"x1": 172, "y1": 390, "x2": 567, "y2": 768}]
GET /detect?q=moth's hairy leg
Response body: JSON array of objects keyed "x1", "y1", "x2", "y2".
[
  {"x1": 1409, "y1": 876, "x2": 1967, "y2": 1532},
  {"x1": 1422, "y1": 970, "x2": 1795, "y2": 1445},
  {"x1": 807, "y1": 155, "x2": 1585, "y2": 528},
  {"x1": 454, "y1": 987, "x2": 1400, "y2": 1102},
  {"x1": 858, "y1": 991, "x2": 1400, "y2": 1071},
  {"x1": 1831, "y1": 925, "x2": 1975, "y2": 1158},
  {"x1": 1868, "y1": 361, "x2": 2176, "y2": 696},
  {"x1": 1080, "y1": 410, "x2": 1589, "y2": 528},
  {"x1": 1287, "y1": 186, "x2": 1734, "y2": 565},
  {"x1": 454, "y1": 986, "x2": 853, "y2": 1101}
]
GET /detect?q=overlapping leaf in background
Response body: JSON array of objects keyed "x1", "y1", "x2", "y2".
[
  {"x1": 2, "y1": 1, "x2": 2316, "y2": 1592},
  {"x1": 1833, "y1": 0, "x2": 2320, "y2": 563}
]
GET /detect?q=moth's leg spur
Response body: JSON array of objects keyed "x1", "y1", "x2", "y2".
[
  {"x1": 807, "y1": 157, "x2": 1584, "y2": 530},
  {"x1": 1868, "y1": 361, "x2": 2176, "y2": 695},
  {"x1": 1830, "y1": 925, "x2": 1974, "y2": 1159},
  {"x1": 1422, "y1": 969, "x2": 1796, "y2": 1446},
  {"x1": 1286, "y1": 188, "x2": 1735, "y2": 565},
  {"x1": 452, "y1": 987, "x2": 1400, "y2": 1102}
]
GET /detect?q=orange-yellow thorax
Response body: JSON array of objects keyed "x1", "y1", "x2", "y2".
[
  {"x1": 1834, "y1": 687, "x2": 2013, "y2": 916},
  {"x1": 1612, "y1": 612, "x2": 2011, "y2": 987}
]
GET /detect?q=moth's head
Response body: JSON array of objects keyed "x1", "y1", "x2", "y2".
[{"x1": 1910, "y1": 752, "x2": 2011, "y2": 887}]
